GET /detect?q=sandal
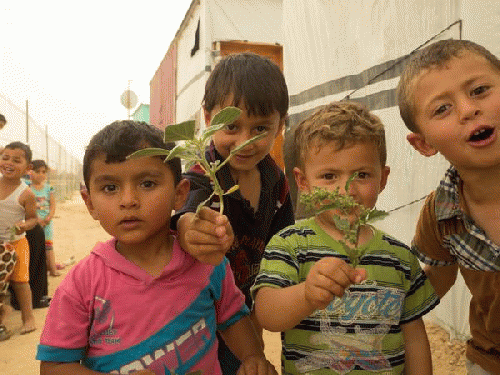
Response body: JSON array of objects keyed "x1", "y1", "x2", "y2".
[{"x1": 0, "y1": 324, "x2": 11, "y2": 341}]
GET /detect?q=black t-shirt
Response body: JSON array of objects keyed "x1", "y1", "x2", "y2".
[{"x1": 173, "y1": 142, "x2": 295, "y2": 306}]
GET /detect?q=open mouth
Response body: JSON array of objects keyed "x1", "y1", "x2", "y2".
[{"x1": 468, "y1": 127, "x2": 494, "y2": 142}]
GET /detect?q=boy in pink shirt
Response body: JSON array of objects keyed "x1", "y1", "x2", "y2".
[{"x1": 36, "y1": 120, "x2": 277, "y2": 375}]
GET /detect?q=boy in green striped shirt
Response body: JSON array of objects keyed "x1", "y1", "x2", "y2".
[{"x1": 251, "y1": 101, "x2": 438, "y2": 375}]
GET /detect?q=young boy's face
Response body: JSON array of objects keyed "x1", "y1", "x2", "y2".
[
  {"x1": 0, "y1": 148, "x2": 30, "y2": 180},
  {"x1": 205, "y1": 100, "x2": 285, "y2": 173},
  {"x1": 30, "y1": 167, "x2": 48, "y2": 184},
  {"x1": 83, "y1": 154, "x2": 189, "y2": 248},
  {"x1": 408, "y1": 51, "x2": 500, "y2": 170},
  {"x1": 294, "y1": 140, "x2": 390, "y2": 215}
]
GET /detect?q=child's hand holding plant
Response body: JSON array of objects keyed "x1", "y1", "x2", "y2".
[
  {"x1": 304, "y1": 256, "x2": 367, "y2": 311},
  {"x1": 300, "y1": 173, "x2": 388, "y2": 268},
  {"x1": 300, "y1": 173, "x2": 386, "y2": 313}
]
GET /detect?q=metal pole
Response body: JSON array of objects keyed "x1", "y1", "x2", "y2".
[{"x1": 26, "y1": 100, "x2": 29, "y2": 143}]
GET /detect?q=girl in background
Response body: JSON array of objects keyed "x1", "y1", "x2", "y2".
[{"x1": 29, "y1": 160, "x2": 62, "y2": 277}]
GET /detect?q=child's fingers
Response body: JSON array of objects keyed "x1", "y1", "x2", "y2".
[
  {"x1": 353, "y1": 267, "x2": 367, "y2": 283},
  {"x1": 323, "y1": 257, "x2": 365, "y2": 284},
  {"x1": 195, "y1": 207, "x2": 232, "y2": 239},
  {"x1": 317, "y1": 258, "x2": 353, "y2": 286},
  {"x1": 184, "y1": 232, "x2": 228, "y2": 265},
  {"x1": 305, "y1": 283, "x2": 336, "y2": 309},
  {"x1": 197, "y1": 206, "x2": 226, "y2": 224},
  {"x1": 308, "y1": 257, "x2": 364, "y2": 299}
]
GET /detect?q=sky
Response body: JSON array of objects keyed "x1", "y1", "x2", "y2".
[{"x1": 1, "y1": 0, "x2": 193, "y2": 162}]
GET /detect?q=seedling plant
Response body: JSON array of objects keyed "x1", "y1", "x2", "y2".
[
  {"x1": 300, "y1": 173, "x2": 388, "y2": 268},
  {"x1": 128, "y1": 107, "x2": 266, "y2": 215}
]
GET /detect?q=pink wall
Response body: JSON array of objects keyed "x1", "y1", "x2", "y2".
[{"x1": 150, "y1": 43, "x2": 177, "y2": 130}]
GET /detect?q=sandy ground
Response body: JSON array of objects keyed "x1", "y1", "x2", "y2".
[{"x1": 0, "y1": 192, "x2": 467, "y2": 374}]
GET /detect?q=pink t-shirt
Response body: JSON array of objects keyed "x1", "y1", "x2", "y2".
[{"x1": 37, "y1": 237, "x2": 248, "y2": 374}]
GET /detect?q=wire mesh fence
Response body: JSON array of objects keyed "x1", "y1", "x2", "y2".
[{"x1": 0, "y1": 93, "x2": 82, "y2": 201}]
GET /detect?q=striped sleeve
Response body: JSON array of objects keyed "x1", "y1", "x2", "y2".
[
  {"x1": 250, "y1": 228, "x2": 300, "y2": 301},
  {"x1": 400, "y1": 252, "x2": 440, "y2": 324}
]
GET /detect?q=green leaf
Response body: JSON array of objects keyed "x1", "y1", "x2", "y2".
[
  {"x1": 210, "y1": 106, "x2": 242, "y2": 127},
  {"x1": 201, "y1": 122, "x2": 230, "y2": 142},
  {"x1": 164, "y1": 144, "x2": 188, "y2": 161},
  {"x1": 332, "y1": 216, "x2": 350, "y2": 232},
  {"x1": 195, "y1": 191, "x2": 216, "y2": 215},
  {"x1": 127, "y1": 148, "x2": 171, "y2": 159},
  {"x1": 224, "y1": 185, "x2": 240, "y2": 195},
  {"x1": 229, "y1": 132, "x2": 267, "y2": 156},
  {"x1": 364, "y1": 209, "x2": 389, "y2": 222},
  {"x1": 164, "y1": 120, "x2": 196, "y2": 142},
  {"x1": 344, "y1": 171, "x2": 359, "y2": 192}
]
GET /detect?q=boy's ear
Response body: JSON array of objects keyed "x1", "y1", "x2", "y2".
[
  {"x1": 203, "y1": 107, "x2": 212, "y2": 127},
  {"x1": 275, "y1": 116, "x2": 286, "y2": 137},
  {"x1": 406, "y1": 133, "x2": 438, "y2": 157},
  {"x1": 82, "y1": 190, "x2": 99, "y2": 220},
  {"x1": 379, "y1": 166, "x2": 391, "y2": 193},
  {"x1": 174, "y1": 178, "x2": 190, "y2": 210},
  {"x1": 293, "y1": 166, "x2": 310, "y2": 193}
]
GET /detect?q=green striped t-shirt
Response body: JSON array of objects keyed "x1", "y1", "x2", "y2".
[{"x1": 251, "y1": 218, "x2": 439, "y2": 375}]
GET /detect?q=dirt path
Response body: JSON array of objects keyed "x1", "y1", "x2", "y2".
[{"x1": 0, "y1": 192, "x2": 467, "y2": 374}]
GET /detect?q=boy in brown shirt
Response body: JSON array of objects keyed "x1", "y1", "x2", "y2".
[{"x1": 397, "y1": 39, "x2": 500, "y2": 374}]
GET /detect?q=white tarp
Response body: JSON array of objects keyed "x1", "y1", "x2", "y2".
[
  {"x1": 206, "y1": 0, "x2": 283, "y2": 44},
  {"x1": 282, "y1": 0, "x2": 500, "y2": 340},
  {"x1": 175, "y1": 0, "x2": 283, "y2": 124}
]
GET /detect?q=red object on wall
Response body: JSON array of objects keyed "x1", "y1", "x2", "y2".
[{"x1": 150, "y1": 43, "x2": 177, "y2": 130}]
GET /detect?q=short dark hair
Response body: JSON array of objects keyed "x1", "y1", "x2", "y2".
[
  {"x1": 0, "y1": 114, "x2": 6, "y2": 123},
  {"x1": 203, "y1": 52, "x2": 288, "y2": 118},
  {"x1": 397, "y1": 39, "x2": 500, "y2": 132},
  {"x1": 4, "y1": 141, "x2": 32, "y2": 163},
  {"x1": 294, "y1": 101, "x2": 386, "y2": 169},
  {"x1": 83, "y1": 121, "x2": 181, "y2": 190},
  {"x1": 31, "y1": 159, "x2": 48, "y2": 171}
]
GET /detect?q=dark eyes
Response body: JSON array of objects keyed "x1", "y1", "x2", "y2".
[
  {"x1": 101, "y1": 180, "x2": 156, "y2": 193},
  {"x1": 433, "y1": 104, "x2": 450, "y2": 116},
  {"x1": 141, "y1": 180, "x2": 156, "y2": 188},
  {"x1": 224, "y1": 124, "x2": 268, "y2": 133},
  {"x1": 102, "y1": 185, "x2": 117, "y2": 193},
  {"x1": 431, "y1": 85, "x2": 490, "y2": 117},
  {"x1": 323, "y1": 173, "x2": 335, "y2": 180},
  {"x1": 471, "y1": 85, "x2": 489, "y2": 96}
]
